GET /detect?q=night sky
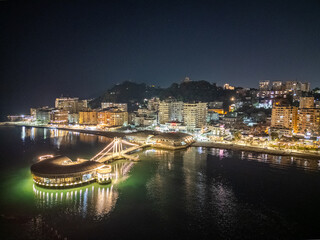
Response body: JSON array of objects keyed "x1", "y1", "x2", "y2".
[{"x1": 1, "y1": 0, "x2": 320, "y2": 117}]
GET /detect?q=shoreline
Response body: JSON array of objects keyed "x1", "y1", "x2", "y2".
[
  {"x1": 0, "y1": 122, "x2": 126, "y2": 139},
  {"x1": 192, "y1": 142, "x2": 320, "y2": 160},
  {"x1": 2, "y1": 122, "x2": 320, "y2": 160}
]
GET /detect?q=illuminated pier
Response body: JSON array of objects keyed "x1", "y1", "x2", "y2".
[{"x1": 30, "y1": 137, "x2": 144, "y2": 189}]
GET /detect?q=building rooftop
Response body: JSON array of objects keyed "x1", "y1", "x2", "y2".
[
  {"x1": 151, "y1": 132, "x2": 191, "y2": 141},
  {"x1": 31, "y1": 156, "x2": 104, "y2": 176}
]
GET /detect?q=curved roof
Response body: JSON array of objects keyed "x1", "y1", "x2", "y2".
[
  {"x1": 31, "y1": 155, "x2": 104, "y2": 176},
  {"x1": 150, "y1": 132, "x2": 191, "y2": 141}
]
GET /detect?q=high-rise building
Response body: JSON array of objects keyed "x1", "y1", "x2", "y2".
[
  {"x1": 271, "y1": 103, "x2": 298, "y2": 133},
  {"x1": 79, "y1": 111, "x2": 98, "y2": 125},
  {"x1": 272, "y1": 81, "x2": 283, "y2": 91},
  {"x1": 158, "y1": 100, "x2": 184, "y2": 124},
  {"x1": 101, "y1": 102, "x2": 128, "y2": 112},
  {"x1": 51, "y1": 109, "x2": 69, "y2": 124},
  {"x1": 158, "y1": 101, "x2": 171, "y2": 124},
  {"x1": 300, "y1": 82, "x2": 311, "y2": 92},
  {"x1": 55, "y1": 97, "x2": 88, "y2": 113},
  {"x1": 170, "y1": 102, "x2": 184, "y2": 122},
  {"x1": 299, "y1": 97, "x2": 314, "y2": 108},
  {"x1": 97, "y1": 108, "x2": 128, "y2": 126},
  {"x1": 183, "y1": 102, "x2": 207, "y2": 130},
  {"x1": 32, "y1": 107, "x2": 53, "y2": 123},
  {"x1": 298, "y1": 108, "x2": 320, "y2": 136},
  {"x1": 285, "y1": 81, "x2": 299, "y2": 91},
  {"x1": 147, "y1": 98, "x2": 160, "y2": 111},
  {"x1": 259, "y1": 80, "x2": 270, "y2": 90}
]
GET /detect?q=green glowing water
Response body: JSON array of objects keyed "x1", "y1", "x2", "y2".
[{"x1": 1, "y1": 126, "x2": 320, "y2": 239}]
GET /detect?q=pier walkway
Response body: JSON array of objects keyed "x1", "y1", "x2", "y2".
[{"x1": 90, "y1": 138, "x2": 149, "y2": 163}]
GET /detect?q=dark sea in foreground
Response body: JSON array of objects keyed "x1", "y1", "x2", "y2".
[{"x1": 1, "y1": 126, "x2": 320, "y2": 240}]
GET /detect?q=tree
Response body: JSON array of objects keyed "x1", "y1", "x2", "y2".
[
  {"x1": 271, "y1": 132, "x2": 279, "y2": 140},
  {"x1": 234, "y1": 131, "x2": 242, "y2": 141}
]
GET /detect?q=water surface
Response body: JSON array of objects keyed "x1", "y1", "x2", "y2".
[{"x1": 1, "y1": 126, "x2": 320, "y2": 239}]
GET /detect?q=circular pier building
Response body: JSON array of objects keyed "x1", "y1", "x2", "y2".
[{"x1": 31, "y1": 155, "x2": 107, "y2": 188}]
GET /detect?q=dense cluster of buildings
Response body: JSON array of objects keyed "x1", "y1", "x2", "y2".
[
  {"x1": 28, "y1": 97, "x2": 129, "y2": 128},
  {"x1": 271, "y1": 97, "x2": 320, "y2": 137},
  {"x1": 7, "y1": 79, "x2": 320, "y2": 142}
]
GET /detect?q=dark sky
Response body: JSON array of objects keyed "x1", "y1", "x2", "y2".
[{"x1": 1, "y1": 0, "x2": 320, "y2": 116}]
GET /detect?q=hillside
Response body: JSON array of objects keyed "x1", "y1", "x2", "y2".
[{"x1": 90, "y1": 80, "x2": 235, "y2": 111}]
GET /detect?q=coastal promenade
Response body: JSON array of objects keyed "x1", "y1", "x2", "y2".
[
  {"x1": 2, "y1": 122, "x2": 320, "y2": 160},
  {"x1": 0, "y1": 122, "x2": 126, "y2": 138},
  {"x1": 192, "y1": 141, "x2": 320, "y2": 160}
]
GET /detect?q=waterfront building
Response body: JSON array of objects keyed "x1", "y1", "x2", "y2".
[
  {"x1": 68, "y1": 113, "x2": 79, "y2": 124},
  {"x1": 126, "y1": 132, "x2": 194, "y2": 149},
  {"x1": 101, "y1": 102, "x2": 128, "y2": 112},
  {"x1": 79, "y1": 111, "x2": 98, "y2": 125},
  {"x1": 97, "y1": 108, "x2": 128, "y2": 127},
  {"x1": 299, "y1": 97, "x2": 314, "y2": 108},
  {"x1": 55, "y1": 97, "x2": 88, "y2": 113},
  {"x1": 183, "y1": 102, "x2": 207, "y2": 130},
  {"x1": 271, "y1": 102, "x2": 298, "y2": 133},
  {"x1": 31, "y1": 155, "x2": 106, "y2": 188},
  {"x1": 148, "y1": 132, "x2": 194, "y2": 149},
  {"x1": 298, "y1": 108, "x2": 320, "y2": 136},
  {"x1": 51, "y1": 109, "x2": 69, "y2": 124},
  {"x1": 34, "y1": 107, "x2": 54, "y2": 124},
  {"x1": 7, "y1": 115, "x2": 32, "y2": 122},
  {"x1": 30, "y1": 108, "x2": 37, "y2": 119}
]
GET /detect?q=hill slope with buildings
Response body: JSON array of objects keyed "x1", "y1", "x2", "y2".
[{"x1": 90, "y1": 80, "x2": 236, "y2": 111}]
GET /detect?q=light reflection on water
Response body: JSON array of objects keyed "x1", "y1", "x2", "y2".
[
  {"x1": 21, "y1": 127, "x2": 111, "y2": 149},
  {"x1": 199, "y1": 146, "x2": 320, "y2": 172},
  {"x1": 4, "y1": 127, "x2": 320, "y2": 239},
  {"x1": 33, "y1": 184, "x2": 118, "y2": 219}
]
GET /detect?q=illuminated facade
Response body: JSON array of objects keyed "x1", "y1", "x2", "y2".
[
  {"x1": 34, "y1": 107, "x2": 53, "y2": 123},
  {"x1": 223, "y1": 83, "x2": 235, "y2": 90},
  {"x1": 101, "y1": 102, "x2": 128, "y2": 111},
  {"x1": 271, "y1": 103, "x2": 298, "y2": 133},
  {"x1": 299, "y1": 97, "x2": 314, "y2": 108},
  {"x1": 259, "y1": 80, "x2": 270, "y2": 90},
  {"x1": 51, "y1": 109, "x2": 69, "y2": 124},
  {"x1": 79, "y1": 111, "x2": 98, "y2": 125},
  {"x1": 298, "y1": 108, "x2": 320, "y2": 136},
  {"x1": 55, "y1": 97, "x2": 88, "y2": 113},
  {"x1": 97, "y1": 109, "x2": 128, "y2": 126},
  {"x1": 158, "y1": 101, "x2": 171, "y2": 124},
  {"x1": 158, "y1": 100, "x2": 184, "y2": 124},
  {"x1": 31, "y1": 156, "x2": 106, "y2": 188},
  {"x1": 183, "y1": 102, "x2": 207, "y2": 130}
]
